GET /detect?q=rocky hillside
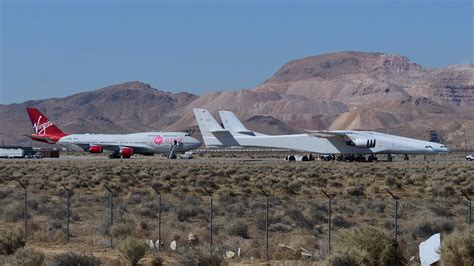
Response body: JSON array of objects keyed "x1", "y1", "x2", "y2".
[
  {"x1": 0, "y1": 81, "x2": 197, "y2": 146},
  {"x1": 1, "y1": 52, "x2": 473, "y2": 149},
  {"x1": 169, "y1": 52, "x2": 473, "y2": 149}
]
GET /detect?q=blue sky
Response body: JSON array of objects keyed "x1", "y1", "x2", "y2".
[{"x1": 1, "y1": 0, "x2": 472, "y2": 104}]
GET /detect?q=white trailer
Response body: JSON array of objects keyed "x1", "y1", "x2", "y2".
[{"x1": 0, "y1": 148, "x2": 25, "y2": 158}]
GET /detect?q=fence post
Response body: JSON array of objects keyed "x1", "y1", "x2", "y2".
[
  {"x1": 104, "y1": 184, "x2": 113, "y2": 248},
  {"x1": 321, "y1": 189, "x2": 332, "y2": 254},
  {"x1": 19, "y1": 181, "x2": 27, "y2": 242},
  {"x1": 463, "y1": 192, "x2": 472, "y2": 228},
  {"x1": 387, "y1": 189, "x2": 399, "y2": 265},
  {"x1": 153, "y1": 187, "x2": 162, "y2": 251},
  {"x1": 61, "y1": 183, "x2": 70, "y2": 243},
  {"x1": 203, "y1": 187, "x2": 213, "y2": 256},
  {"x1": 260, "y1": 188, "x2": 269, "y2": 261}
]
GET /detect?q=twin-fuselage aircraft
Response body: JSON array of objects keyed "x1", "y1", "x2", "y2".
[
  {"x1": 193, "y1": 108, "x2": 449, "y2": 161},
  {"x1": 27, "y1": 108, "x2": 201, "y2": 159}
]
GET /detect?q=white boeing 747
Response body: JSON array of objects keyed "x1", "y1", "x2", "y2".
[
  {"x1": 193, "y1": 108, "x2": 449, "y2": 161},
  {"x1": 26, "y1": 108, "x2": 201, "y2": 159}
]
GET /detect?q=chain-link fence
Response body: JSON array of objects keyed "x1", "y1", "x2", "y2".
[{"x1": 0, "y1": 183, "x2": 471, "y2": 262}]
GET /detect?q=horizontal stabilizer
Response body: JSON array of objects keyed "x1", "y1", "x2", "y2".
[
  {"x1": 219, "y1": 110, "x2": 266, "y2": 136},
  {"x1": 193, "y1": 108, "x2": 240, "y2": 147}
]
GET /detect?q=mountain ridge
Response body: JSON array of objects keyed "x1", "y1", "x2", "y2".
[{"x1": 1, "y1": 51, "x2": 473, "y2": 149}]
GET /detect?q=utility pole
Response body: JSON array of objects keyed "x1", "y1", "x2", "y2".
[
  {"x1": 387, "y1": 189, "x2": 399, "y2": 266},
  {"x1": 462, "y1": 192, "x2": 472, "y2": 228},
  {"x1": 61, "y1": 183, "x2": 70, "y2": 243},
  {"x1": 104, "y1": 184, "x2": 114, "y2": 248},
  {"x1": 152, "y1": 187, "x2": 162, "y2": 251},
  {"x1": 260, "y1": 188, "x2": 269, "y2": 261},
  {"x1": 19, "y1": 181, "x2": 27, "y2": 242},
  {"x1": 321, "y1": 189, "x2": 333, "y2": 254},
  {"x1": 203, "y1": 187, "x2": 213, "y2": 256}
]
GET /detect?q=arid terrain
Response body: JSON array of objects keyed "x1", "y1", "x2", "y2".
[
  {"x1": 0, "y1": 153, "x2": 472, "y2": 265},
  {"x1": 1, "y1": 52, "x2": 473, "y2": 150}
]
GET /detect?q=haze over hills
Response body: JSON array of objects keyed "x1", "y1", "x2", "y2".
[{"x1": 1, "y1": 51, "x2": 473, "y2": 150}]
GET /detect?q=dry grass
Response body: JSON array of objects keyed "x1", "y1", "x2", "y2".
[
  {"x1": 0, "y1": 152, "x2": 472, "y2": 264},
  {"x1": 439, "y1": 229, "x2": 474, "y2": 266}
]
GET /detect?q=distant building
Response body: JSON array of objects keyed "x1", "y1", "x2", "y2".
[{"x1": 0, "y1": 146, "x2": 34, "y2": 158}]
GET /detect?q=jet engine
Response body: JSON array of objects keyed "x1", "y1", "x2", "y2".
[
  {"x1": 120, "y1": 147, "x2": 134, "y2": 158},
  {"x1": 353, "y1": 139, "x2": 376, "y2": 148},
  {"x1": 89, "y1": 145, "x2": 103, "y2": 153}
]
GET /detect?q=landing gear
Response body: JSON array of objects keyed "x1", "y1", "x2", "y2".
[
  {"x1": 108, "y1": 152, "x2": 131, "y2": 159},
  {"x1": 367, "y1": 154, "x2": 378, "y2": 162},
  {"x1": 354, "y1": 155, "x2": 366, "y2": 162},
  {"x1": 403, "y1": 154, "x2": 409, "y2": 161},
  {"x1": 108, "y1": 152, "x2": 121, "y2": 159},
  {"x1": 387, "y1": 154, "x2": 393, "y2": 162}
]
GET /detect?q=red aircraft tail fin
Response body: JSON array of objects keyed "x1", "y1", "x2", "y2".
[{"x1": 26, "y1": 108, "x2": 66, "y2": 137}]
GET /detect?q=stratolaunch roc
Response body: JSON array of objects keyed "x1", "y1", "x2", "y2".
[
  {"x1": 194, "y1": 108, "x2": 449, "y2": 161},
  {"x1": 26, "y1": 108, "x2": 201, "y2": 159}
]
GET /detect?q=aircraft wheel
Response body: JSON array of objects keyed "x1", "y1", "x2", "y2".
[
  {"x1": 109, "y1": 153, "x2": 121, "y2": 159},
  {"x1": 288, "y1": 156, "x2": 296, "y2": 161}
]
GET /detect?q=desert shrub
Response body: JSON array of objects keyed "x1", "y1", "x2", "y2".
[
  {"x1": 150, "y1": 255, "x2": 163, "y2": 266},
  {"x1": 224, "y1": 201, "x2": 246, "y2": 218},
  {"x1": 4, "y1": 203, "x2": 26, "y2": 222},
  {"x1": 329, "y1": 253, "x2": 359, "y2": 266},
  {"x1": 286, "y1": 207, "x2": 312, "y2": 229},
  {"x1": 269, "y1": 222, "x2": 292, "y2": 233},
  {"x1": 0, "y1": 187, "x2": 13, "y2": 199},
  {"x1": 307, "y1": 203, "x2": 327, "y2": 225},
  {"x1": 439, "y1": 229, "x2": 474, "y2": 265},
  {"x1": 117, "y1": 237, "x2": 149, "y2": 266},
  {"x1": 335, "y1": 226, "x2": 406, "y2": 266},
  {"x1": 49, "y1": 219, "x2": 63, "y2": 230},
  {"x1": 227, "y1": 221, "x2": 250, "y2": 238},
  {"x1": 50, "y1": 252, "x2": 101, "y2": 266},
  {"x1": 111, "y1": 222, "x2": 134, "y2": 240},
  {"x1": 0, "y1": 230, "x2": 25, "y2": 255},
  {"x1": 411, "y1": 217, "x2": 454, "y2": 240},
  {"x1": 6, "y1": 247, "x2": 44, "y2": 266},
  {"x1": 429, "y1": 202, "x2": 453, "y2": 217},
  {"x1": 374, "y1": 202, "x2": 386, "y2": 213},
  {"x1": 432, "y1": 184, "x2": 456, "y2": 198},
  {"x1": 346, "y1": 186, "x2": 365, "y2": 196},
  {"x1": 333, "y1": 215, "x2": 354, "y2": 228},
  {"x1": 183, "y1": 249, "x2": 222, "y2": 266},
  {"x1": 129, "y1": 190, "x2": 149, "y2": 204},
  {"x1": 176, "y1": 206, "x2": 199, "y2": 222},
  {"x1": 135, "y1": 205, "x2": 155, "y2": 218}
]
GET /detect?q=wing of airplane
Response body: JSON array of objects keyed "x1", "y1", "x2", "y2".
[
  {"x1": 305, "y1": 130, "x2": 347, "y2": 139},
  {"x1": 306, "y1": 130, "x2": 378, "y2": 149}
]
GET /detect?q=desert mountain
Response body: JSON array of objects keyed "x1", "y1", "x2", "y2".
[
  {"x1": 0, "y1": 81, "x2": 197, "y2": 146},
  {"x1": 1, "y1": 51, "x2": 473, "y2": 149}
]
